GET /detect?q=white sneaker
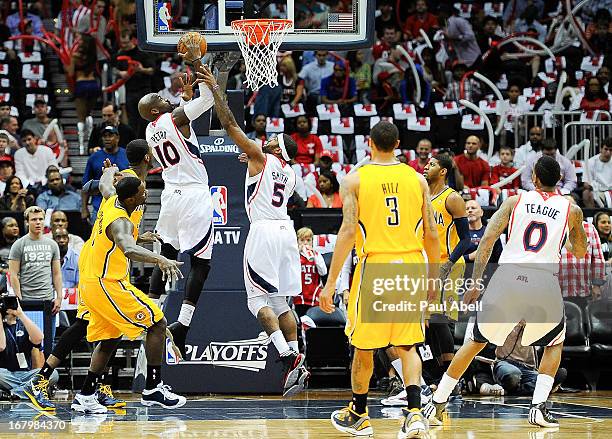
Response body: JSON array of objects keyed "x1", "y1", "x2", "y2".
[
  {"x1": 71, "y1": 393, "x2": 108, "y2": 414},
  {"x1": 480, "y1": 383, "x2": 505, "y2": 396},
  {"x1": 381, "y1": 386, "x2": 434, "y2": 407},
  {"x1": 141, "y1": 382, "x2": 186, "y2": 409}
]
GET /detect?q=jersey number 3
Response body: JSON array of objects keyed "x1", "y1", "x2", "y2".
[
  {"x1": 154, "y1": 141, "x2": 180, "y2": 169},
  {"x1": 385, "y1": 196, "x2": 400, "y2": 226}
]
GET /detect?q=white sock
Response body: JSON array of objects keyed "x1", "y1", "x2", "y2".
[
  {"x1": 288, "y1": 340, "x2": 299, "y2": 352},
  {"x1": 532, "y1": 374, "x2": 554, "y2": 405},
  {"x1": 270, "y1": 330, "x2": 291, "y2": 356},
  {"x1": 177, "y1": 304, "x2": 196, "y2": 327},
  {"x1": 433, "y1": 373, "x2": 459, "y2": 404},
  {"x1": 391, "y1": 359, "x2": 405, "y2": 385}
]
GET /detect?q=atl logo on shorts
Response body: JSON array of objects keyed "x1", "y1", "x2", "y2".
[{"x1": 211, "y1": 186, "x2": 228, "y2": 225}]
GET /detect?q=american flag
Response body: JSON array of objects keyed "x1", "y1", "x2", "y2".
[{"x1": 328, "y1": 13, "x2": 353, "y2": 31}]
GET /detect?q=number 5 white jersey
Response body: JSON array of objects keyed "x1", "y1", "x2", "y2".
[
  {"x1": 245, "y1": 154, "x2": 297, "y2": 223},
  {"x1": 499, "y1": 190, "x2": 571, "y2": 265},
  {"x1": 146, "y1": 112, "x2": 209, "y2": 188}
]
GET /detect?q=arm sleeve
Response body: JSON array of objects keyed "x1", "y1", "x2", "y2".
[
  {"x1": 182, "y1": 83, "x2": 215, "y2": 121},
  {"x1": 448, "y1": 217, "x2": 471, "y2": 263},
  {"x1": 82, "y1": 179, "x2": 101, "y2": 195}
]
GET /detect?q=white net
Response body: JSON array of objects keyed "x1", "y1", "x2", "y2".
[{"x1": 231, "y1": 19, "x2": 292, "y2": 91}]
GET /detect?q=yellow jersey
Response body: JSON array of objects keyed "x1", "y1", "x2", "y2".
[
  {"x1": 355, "y1": 163, "x2": 424, "y2": 258},
  {"x1": 430, "y1": 186, "x2": 464, "y2": 264}
]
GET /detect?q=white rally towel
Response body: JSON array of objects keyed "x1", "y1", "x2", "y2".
[
  {"x1": 316, "y1": 103, "x2": 341, "y2": 120},
  {"x1": 281, "y1": 103, "x2": 306, "y2": 118},
  {"x1": 479, "y1": 99, "x2": 498, "y2": 114},
  {"x1": 370, "y1": 116, "x2": 394, "y2": 129},
  {"x1": 353, "y1": 103, "x2": 378, "y2": 117},
  {"x1": 434, "y1": 101, "x2": 460, "y2": 116},
  {"x1": 266, "y1": 117, "x2": 284, "y2": 133},
  {"x1": 461, "y1": 114, "x2": 485, "y2": 130},
  {"x1": 393, "y1": 103, "x2": 417, "y2": 120},
  {"x1": 320, "y1": 135, "x2": 344, "y2": 163},
  {"x1": 331, "y1": 117, "x2": 355, "y2": 134},
  {"x1": 407, "y1": 117, "x2": 431, "y2": 132}
]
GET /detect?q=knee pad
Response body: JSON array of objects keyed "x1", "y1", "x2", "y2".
[
  {"x1": 269, "y1": 296, "x2": 291, "y2": 317},
  {"x1": 247, "y1": 295, "x2": 270, "y2": 318}
]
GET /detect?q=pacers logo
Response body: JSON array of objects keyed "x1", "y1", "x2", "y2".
[{"x1": 211, "y1": 186, "x2": 228, "y2": 226}]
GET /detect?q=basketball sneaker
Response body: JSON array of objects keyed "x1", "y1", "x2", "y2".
[
  {"x1": 168, "y1": 322, "x2": 188, "y2": 359},
  {"x1": 281, "y1": 351, "x2": 305, "y2": 396},
  {"x1": 283, "y1": 366, "x2": 310, "y2": 397},
  {"x1": 96, "y1": 383, "x2": 126, "y2": 408},
  {"x1": 23, "y1": 374, "x2": 55, "y2": 411},
  {"x1": 387, "y1": 376, "x2": 404, "y2": 397},
  {"x1": 528, "y1": 402, "x2": 559, "y2": 428},
  {"x1": 331, "y1": 402, "x2": 373, "y2": 436},
  {"x1": 141, "y1": 382, "x2": 186, "y2": 409},
  {"x1": 422, "y1": 399, "x2": 447, "y2": 425},
  {"x1": 71, "y1": 393, "x2": 108, "y2": 414},
  {"x1": 479, "y1": 383, "x2": 505, "y2": 396},
  {"x1": 381, "y1": 385, "x2": 434, "y2": 407},
  {"x1": 398, "y1": 409, "x2": 428, "y2": 439}
]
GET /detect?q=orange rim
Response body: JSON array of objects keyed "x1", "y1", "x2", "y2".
[{"x1": 231, "y1": 19, "x2": 292, "y2": 45}]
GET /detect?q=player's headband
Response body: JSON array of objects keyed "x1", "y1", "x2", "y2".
[{"x1": 277, "y1": 134, "x2": 291, "y2": 162}]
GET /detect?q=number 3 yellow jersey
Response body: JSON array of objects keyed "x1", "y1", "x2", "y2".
[{"x1": 355, "y1": 163, "x2": 424, "y2": 258}]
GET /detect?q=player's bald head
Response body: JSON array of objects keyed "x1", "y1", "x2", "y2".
[{"x1": 138, "y1": 93, "x2": 173, "y2": 121}]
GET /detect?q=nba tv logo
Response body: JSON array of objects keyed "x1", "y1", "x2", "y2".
[{"x1": 211, "y1": 186, "x2": 228, "y2": 226}]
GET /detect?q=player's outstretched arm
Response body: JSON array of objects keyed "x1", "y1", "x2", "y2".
[
  {"x1": 566, "y1": 205, "x2": 587, "y2": 258},
  {"x1": 200, "y1": 66, "x2": 266, "y2": 167},
  {"x1": 99, "y1": 164, "x2": 120, "y2": 199},
  {"x1": 319, "y1": 173, "x2": 359, "y2": 313},
  {"x1": 108, "y1": 218, "x2": 183, "y2": 281}
]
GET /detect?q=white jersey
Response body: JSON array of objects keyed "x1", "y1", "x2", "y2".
[
  {"x1": 499, "y1": 190, "x2": 571, "y2": 265},
  {"x1": 146, "y1": 112, "x2": 209, "y2": 188},
  {"x1": 245, "y1": 154, "x2": 296, "y2": 222}
]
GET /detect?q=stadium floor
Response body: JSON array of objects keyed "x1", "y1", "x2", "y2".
[{"x1": 1, "y1": 391, "x2": 611, "y2": 437}]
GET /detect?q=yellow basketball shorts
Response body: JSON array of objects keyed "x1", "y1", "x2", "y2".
[
  {"x1": 76, "y1": 281, "x2": 90, "y2": 321},
  {"x1": 81, "y1": 278, "x2": 164, "y2": 342},
  {"x1": 346, "y1": 252, "x2": 427, "y2": 350}
]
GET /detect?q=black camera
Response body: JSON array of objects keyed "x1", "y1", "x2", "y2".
[{"x1": 0, "y1": 295, "x2": 18, "y2": 318}]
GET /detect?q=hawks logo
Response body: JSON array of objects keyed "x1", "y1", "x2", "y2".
[
  {"x1": 211, "y1": 186, "x2": 228, "y2": 226},
  {"x1": 135, "y1": 311, "x2": 146, "y2": 321}
]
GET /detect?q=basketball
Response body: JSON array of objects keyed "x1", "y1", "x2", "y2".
[{"x1": 177, "y1": 31, "x2": 207, "y2": 58}]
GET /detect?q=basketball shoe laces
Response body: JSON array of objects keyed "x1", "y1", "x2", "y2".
[{"x1": 33, "y1": 377, "x2": 51, "y2": 400}]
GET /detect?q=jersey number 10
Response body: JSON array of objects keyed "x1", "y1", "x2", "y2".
[{"x1": 154, "y1": 141, "x2": 180, "y2": 169}]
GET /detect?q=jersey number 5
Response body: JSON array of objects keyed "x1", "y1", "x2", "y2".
[
  {"x1": 271, "y1": 182, "x2": 286, "y2": 207},
  {"x1": 154, "y1": 141, "x2": 180, "y2": 169},
  {"x1": 523, "y1": 221, "x2": 548, "y2": 252},
  {"x1": 385, "y1": 196, "x2": 400, "y2": 226}
]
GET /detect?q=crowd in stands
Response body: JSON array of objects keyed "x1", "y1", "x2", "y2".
[{"x1": 0, "y1": 0, "x2": 610, "y2": 395}]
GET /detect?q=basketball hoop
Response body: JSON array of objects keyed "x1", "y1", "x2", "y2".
[{"x1": 231, "y1": 19, "x2": 293, "y2": 91}]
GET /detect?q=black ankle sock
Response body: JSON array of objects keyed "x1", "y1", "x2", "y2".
[
  {"x1": 82, "y1": 371, "x2": 101, "y2": 396},
  {"x1": 39, "y1": 363, "x2": 54, "y2": 380},
  {"x1": 352, "y1": 392, "x2": 368, "y2": 414},
  {"x1": 406, "y1": 385, "x2": 421, "y2": 410},
  {"x1": 146, "y1": 365, "x2": 161, "y2": 390}
]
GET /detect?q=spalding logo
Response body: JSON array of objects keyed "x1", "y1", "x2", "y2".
[{"x1": 166, "y1": 332, "x2": 270, "y2": 372}]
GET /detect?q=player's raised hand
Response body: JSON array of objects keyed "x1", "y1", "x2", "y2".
[
  {"x1": 180, "y1": 71, "x2": 194, "y2": 101},
  {"x1": 178, "y1": 37, "x2": 202, "y2": 62},
  {"x1": 199, "y1": 65, "x2": 218, "y2": 90},
  {"x1": 319, "y1": 283, "x2": 336, "y2": 313},
  {"x1": 158, "y1": 257, "x2": 184, "y2": 282}
]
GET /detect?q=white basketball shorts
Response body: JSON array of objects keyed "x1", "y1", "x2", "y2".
[
  {"x1": 473, "y1": 264, "x2": 565, "y2": 347},
  {"x1": 155, "y1": 185, "x2": 213, "y2": 259},
  {"x1": 243, "y1": 220, "x2": 301, "y2": 299}
]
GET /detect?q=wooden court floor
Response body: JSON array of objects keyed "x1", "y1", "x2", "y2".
[{"x1": 1, "y1": 391, "x2": 611, "y2": 438}]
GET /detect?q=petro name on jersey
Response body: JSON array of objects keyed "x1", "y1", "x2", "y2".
[{"x1": 524, "y1": 203, "x2": 561, "y2": 220}]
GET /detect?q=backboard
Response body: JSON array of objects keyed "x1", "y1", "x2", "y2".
[{"x1": 136, "y1": 0, "x2": 375, "y2": 52}]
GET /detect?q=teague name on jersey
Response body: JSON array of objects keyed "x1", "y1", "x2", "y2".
[{"x1": 524, "y1": 203, "x2": 561, "y2": 220}]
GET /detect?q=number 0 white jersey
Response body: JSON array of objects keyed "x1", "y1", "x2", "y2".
[
  {"x1": 146, "y1": 112, "x2": 209, "y2": 188},
  {"x1": 245, "y1": 154, "x2": 296, "y2": 222},
  {"x1": 499, "y1": 190, "x2": 571, "y2": 265}
]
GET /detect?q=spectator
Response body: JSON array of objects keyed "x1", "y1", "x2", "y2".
[
  {"x1": 437, "y1": 149, "x2": 465, "y2": 192},
  {"x1": 88, "y1": 104, "x2": 136, "y2": 153},
  {"x1": 158, "y1": 72, "x2": 183, "y2": 106},
  {"x1": 490, "y1": 146, "x2": 520, "y2": 190},
  {"x1": 588, "y1": 16, "x2": 611, "y2": 56},
  {"x1": 594, "y1": 211, "x2": 612, "y2": 261},
  {"x1": 21, "y1": 100, "x2": 54, "y2": 140},
  {"x1": 278, "y1": 56, "x2": 304, "y2": 107},
  {"x1": 348, "y1": 50, "x2": 372, "y2": 104},
  {"x1": 582, "y1": 138, "x2": 612, "y2": 208},
  {"x1": 0, "y1": 218, "x2": 20, "y2": 262},
  {"x1": 52, "y1": 228, "x2": 80, "y2": 290},
  {"x1": 116, "y1": 30, "x2": 156, "y2": 137},
  {"x1": 477, "y1": 16, "x2": 503, "y2": 54},
  {"x1": 298, "y1": 50, "x2": 334, "y2": 109},
  {"x1": 464, "y1": 199, "x2": 503, "y2": 264},
  {"x1": 246, "y1": 114, "x2": 269, "y2": 146},
  {"x1": 497, "y1": 83, "x2": 531, "y2": 146},
  {"x1": 293, "y1": 227, "x2": 327, "y2": 318},
  {"x1": 13, "y1": 130, "x2": 58, "y2": 188},
  {"x1": 598, "y1": 66, "x2": 610, "y2": 93},
  {"x1": 0, "y1": 153, "x2": 14, "y2": 194},
  {"x1": 408, "y1": 139, "x2": 432, "y2": 174},
  {"x1": 454, "y1": 136, "x2": 490, "y2": 187},
  {"x1": 420, "y1": 47, "x2": 446, "y2": 98},
  {"x1": 559, "y1": 197, "x2": 606, "y2": 308},
  {"x1": 35, "y1": 170, "x2": 81, "y2": 212},
  {"x1": 514, "y1": 5, "x2": 547, "y2": 42},
  {"x1": 307, "y1": 170, "x2": 342, "y2": 208},
  {"x1": 375, "y1": 0, "x2": 399, "y2": 39},
  {"x1": 579, "y1": 77, "x2": 610, "y2": 112},
  {"x1": 445, "y1": 63, "x2": 480, "y2": 102},
  {"x1": 92, "y1": 0, "x2": 109, "y2": 62},
  {"x1": 438, "y1": 5, "x2": 482, "y2": 68},
  {"x1": 43, "y1": 211, "x2": 85, "y2": 254},
  {"x1": 521, "y1": 138, "x2": 577, "y2": 193},
  {"x1": 0, "y1": 176, "x2": 35, "y2": 212},
  {"x1": 67, "y1": 33, "x2": 100, "y2": 152},
  {"x1": 533, "y1": 83, "x2": 570, "y2": 112},
  {"x1": 403, "y1": 0, "x2": 439, "y2": 39},
  {"x1": 0, "y1": 117, "x2": 20, "y2": 151},
  {"x1": 0, "y1": 104, "x2": 11, "y2": 119},
  {"x1": 291, "y1": 116, "x2": 323, "y2": 165},
  {"x1": 6, "y1": 7, "x2": 44, "y2": 37},
  {"x1": 503, "y1": 0, "x2": 544, "y2": 27},
  {"x1": 0, "y1": 301, "x2": 59, "y2": 400},
  {"x1": 320, "y1": 60, "x2": 357, "y2": 106},
  {"x1": 82, "y1": 125, "x2": 129, "y2": 223},
  {"x1": 514, "y1": 126, "x2": 543, "y2": 168}
]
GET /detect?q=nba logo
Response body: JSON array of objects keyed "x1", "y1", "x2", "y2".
[
  {"x1": 157, "y1": 2, "x2": 172, "y2": 32},
  {"x1": 166, "y1": 338, "x2": 178, "y2": 364},
  {"x1": 211, "y1": 186, "x2": 228, "y2": 226}
]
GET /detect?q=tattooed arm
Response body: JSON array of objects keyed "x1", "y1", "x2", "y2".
[
  {"x1": 319, "y1": 172, "x2": 360, "y2": 313},
  {"x1": 566, "y1": 205, "x2": 587, "y2": 258}
]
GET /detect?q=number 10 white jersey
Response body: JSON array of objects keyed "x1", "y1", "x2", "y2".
[
  {"x1": 499, "y1": 190, "x2": 571, "y2": 266},
  {"x1": 245, "y1": 154, "x2": 296, "y2": 223},
  {"x1": 146, "y1": 112, "x2": 209, "y2": 188}
]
